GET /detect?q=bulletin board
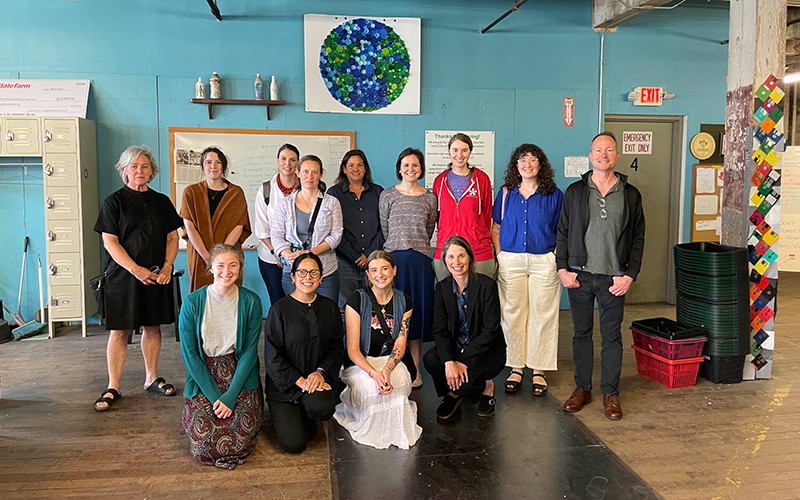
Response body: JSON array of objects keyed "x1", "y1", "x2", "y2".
[
  {"x1": 169, "y1": 127, "x2": 355, "y2": 248},
  {"x1": 690, "y1": 163, "x2": 724, "y2": 242}
]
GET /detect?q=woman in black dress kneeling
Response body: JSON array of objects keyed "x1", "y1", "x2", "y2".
[
  {"x1": 263, "y1": 253, "x2": 345, "y2": 453},
  {"x1": 423, "y1": 236, "x2": 507, "y2": 420}
]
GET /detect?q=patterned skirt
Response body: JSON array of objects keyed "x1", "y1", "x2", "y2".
[{"x1": 181, "y1": 353, "x2": 263, "y2": 469}]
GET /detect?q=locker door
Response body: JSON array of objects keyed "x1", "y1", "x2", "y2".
[
  {"x1": 49, "y1": 285, "x2": 83, "y2": 319},
  {"x1": 46, "y1": 219, "x2": 81, "y2": 254},
  {"x1": 43, "y1": 119, "x2": 77, "y2": 153},
  {"x1": 43, "y1": 154, "x2": 78, "y2": 187},
  {"x1": 44, "y1": 186, "x2": 80, "y2": 219},
  {"x1": 4, "y1": 118, "x2": 41, "y2": 155},
  {"x1": 47, "y1": 253, "x2": 82, "y2": 286}
]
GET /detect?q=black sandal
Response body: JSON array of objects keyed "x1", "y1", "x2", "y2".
[
  {"x1": 94, "y1": 388, "x2": 122, "y2": 412},
  {"x1": 145, "y1": 377, "x2": 176, "y2": 396},
  {"x1": 532, "y1": 373, "x2": 548, "y2": 397},
  {"x1": 505, "y1": 370, "x2": 524, "y2": 394}
]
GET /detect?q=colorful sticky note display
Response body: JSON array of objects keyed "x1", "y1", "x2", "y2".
[
  {"x1": 749, "y1": 247, "x2": 763, "y2": 265},
  {"x1": 769, "y1": 86, "x2": 785, "y2": 104},
  {"x1": 764, "y1": 74, "x2": 779, "y2": 89},
  {"x1": 754, "y1": 107, "x2": 770, "y2": 122},
  {"x1": 755, "y1": 85, "x2": 771, "y2": 100},
  {"x1": 762, "y1": 229, "x2": 779, "y2": 246},
  {"x1": 765, "y1": 149, "x2": 782, "y2": 166},
  {"x1": 759, "y1": 137, "x2": 777, "y2": 155},
  {"x1": 752, "y1": 353, "x2": 768, "y2": 370},
  {"x1": 749, "y1": 233, "x2": 762, "y2": 247},
  {"x1": 758, "y1": 306, "x2": 775, "y2": 322},
  {"x1": 761, "y1": 117, "x2": 777, "y2": 134},
  {"x1": 763, "y1": 248, "x2": 779, "y2": 265},
  {"x1": 754, "y1": 258, "x2": 770, "y2": 274},
  {"x1": 758, "y1": 192, "x2": 780, "y2": 216},
  {"x1": 767, "y1": 168, "x2": 781, "y2": 183},
  {"x1": 750, "y1": 210, "x2": 765, "y2": 225},
  {"x1": 753, "y1": 329, "x2": 769, "y2": 345},
  {"x1": 755, "y1": 240, "x2": 770, "y2": 255},
  {"x1": 750, "y1": 303, "x2": 760, "y2": 319}
]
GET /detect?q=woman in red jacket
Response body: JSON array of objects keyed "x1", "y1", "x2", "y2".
[{"x1": 432, "y1": 133, "x2": 495, "y2": 281}]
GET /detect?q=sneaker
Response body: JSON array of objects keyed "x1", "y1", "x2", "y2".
[
  {"x1": 477, "y1": 394, "x2": 496, "y2": 417},
  {"x1": 436, "y1": 394, "x2": 463, "y2": 420}
]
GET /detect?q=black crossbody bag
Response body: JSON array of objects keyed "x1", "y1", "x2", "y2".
[
  {"x1": 365, "y1": 288, "x2": 417, "y2": 382},
  {"x1": 290, "y1": 198, "x2": 324, "y2": 252}
]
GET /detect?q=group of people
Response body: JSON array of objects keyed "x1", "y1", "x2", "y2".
[{"x1": 91, "y1": 131, "x2": 645, "y2": 469}]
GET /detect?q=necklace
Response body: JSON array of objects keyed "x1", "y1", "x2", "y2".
[{"x1": 208, "y1": 187, "x2": 226, "y2": 201}]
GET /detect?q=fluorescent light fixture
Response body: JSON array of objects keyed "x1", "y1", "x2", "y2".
[{"x1": 784, "y1": 72, "x2": 800, "y2": 84}]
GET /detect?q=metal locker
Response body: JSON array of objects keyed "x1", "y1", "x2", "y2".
[
  {"x1": 43, "y1": 154, "x2": 78, "y2": 187},
  {"x1": 3, "y1": 118, "x2": 41, "y2": 155},
  {"x1": 46, "y1": 253, "x2": 81, "y2": 286},
  {"x1": 47, "y1": 253, "x2": 82, "y2": 286},
  {"x1": 44, "y1": 185, "x2": 80, "y2": 219},
  {"x1": 46, "y1": 219, "x2": 81, "y2": 253},
  {"x1": 49, "y1": 285, "x2": 83, "y2": 319},
  {"x1": 43, "y1": 119, "x2": 77, "y2": 153}
]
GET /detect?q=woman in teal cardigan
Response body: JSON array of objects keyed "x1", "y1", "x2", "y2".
[{"x1": 179, "y1": 243, "x2": 263, "y2": 469}]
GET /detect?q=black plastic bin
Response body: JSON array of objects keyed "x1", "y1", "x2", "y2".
[
  {"x1": 675, "y1": 268, "x2": 749, "y2": 303},
  {"x1": 630, "y1": 317, "x2": 705, "y2": 341},
  {"x1": 676, "y1": 293, "x2": 750, "y2": 345},
  {"x1": 698, "y1": 355, "x2": 745, "y2": 384}
]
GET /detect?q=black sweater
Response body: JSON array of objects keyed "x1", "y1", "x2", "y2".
[
  {"x1": 263, "y1": 294, "x2": 345, "y2": 402},
  {"x1": 432, "y1": 274, "x2": 506, "y2": 370},
  {"x1": 556, "y1": 171, "x2": 646, "y2": 280}
]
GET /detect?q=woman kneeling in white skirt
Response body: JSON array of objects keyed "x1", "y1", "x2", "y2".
[{"x1": 334, "y1": 250, "x2": 422, "y2": 449}]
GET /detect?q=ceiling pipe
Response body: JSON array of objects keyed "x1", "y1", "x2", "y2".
[{"x1": 480, "y1": 0, "x2": 529, "y2": 34}]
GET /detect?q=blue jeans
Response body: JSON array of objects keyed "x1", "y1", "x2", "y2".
[
  {"x1": 282, "y1": 268, "x2": 340, "y2": 304},
  {"x1": 337, "y1": 258, "x2": 366, "y2": 310},
  {"x1": 258, "y1": 258, "x2": 285, "y2": 307}
]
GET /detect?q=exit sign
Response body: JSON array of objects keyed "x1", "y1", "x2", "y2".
[{"x1": 633, "y1": 86, "x2": 663, "y2": 106}]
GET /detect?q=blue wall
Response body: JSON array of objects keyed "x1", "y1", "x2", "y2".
[{"x1": 1, "y1": 0, "x2": 729, "y2": 318}]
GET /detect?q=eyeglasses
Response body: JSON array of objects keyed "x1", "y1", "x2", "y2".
[
  {"x1": 598, "y1": 198, "x2": 608, "y2": 220},
  {"x1": 294, "y1": 269, "x2": 321, "y2": 278},
  {"x1": 517, "y1": 157, "x2": 539, "y2": 165},
  {"x1": 149, "y1": 265, "x2": 161, "y2": 274}
]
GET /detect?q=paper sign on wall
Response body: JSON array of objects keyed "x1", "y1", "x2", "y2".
[
  {"x1": 622, "y1": 131, "x2": 653, "y2": 155},
  {"x1": 424, "y1": 131, "x2": 495, "y2": 189},
  {"x1": 0, "y1": 80, "x2": 91, "y2": 118},
  {"x1": 564, "y1": 156, "x2": 590, "y2": 178}
]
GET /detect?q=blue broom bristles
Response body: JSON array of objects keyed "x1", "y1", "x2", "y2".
[{"x1": 12, "y1": 322, "x2": 46, "y2": 340}]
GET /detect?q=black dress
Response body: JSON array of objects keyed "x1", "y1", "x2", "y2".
[{"x1": 94, "y1": 186, "x2": 183, "y2": 330}]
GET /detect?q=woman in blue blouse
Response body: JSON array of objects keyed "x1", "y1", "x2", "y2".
[
  {"x1": 327, "y1": 150, "x2": 384, "y2": 310},
  {"x1": 491, "y1": 144, "x2": 564, "y2": 396}
]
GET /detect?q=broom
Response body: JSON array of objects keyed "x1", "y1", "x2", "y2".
[{"x1": 13, "y1": 256, "x2": 47, "y2": 340}]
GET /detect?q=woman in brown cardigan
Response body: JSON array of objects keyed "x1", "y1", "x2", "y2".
[{"x1": 181, "y1": 147, "x2": 252, "y2": 291}]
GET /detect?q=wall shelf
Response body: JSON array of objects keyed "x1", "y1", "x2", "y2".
[{"x1": 190, "y1": 98, "x2": 287, "y2": 120}]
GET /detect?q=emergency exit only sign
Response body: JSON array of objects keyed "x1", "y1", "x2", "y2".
[{"x1": 622, "y1": 131, "x2": 653, "y2": 154}]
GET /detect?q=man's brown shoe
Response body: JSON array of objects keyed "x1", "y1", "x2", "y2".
[
  {"x1": 563, "y1": 389, "x2": 592, "y2": 412},
  {"x1": 603, "y1": 394, "x2": 623, "y2": 420}
]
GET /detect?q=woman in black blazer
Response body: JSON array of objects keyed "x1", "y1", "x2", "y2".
[{"x1": 423, "y1": 236, "x2": 507, "y2": 420}]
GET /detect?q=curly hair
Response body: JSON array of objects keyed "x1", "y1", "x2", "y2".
[{"x1": 502, "y1": 143, "x2": 557, "y2": 195}]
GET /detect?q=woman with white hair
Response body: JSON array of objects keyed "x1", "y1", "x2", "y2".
[{"x1": 92, "y1": 145, "x2": 184, "y2": 412}]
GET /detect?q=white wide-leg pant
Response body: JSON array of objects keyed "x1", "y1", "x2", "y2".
[{"x1": 497, "y1": 251, "x2": 562, "y2": 370}]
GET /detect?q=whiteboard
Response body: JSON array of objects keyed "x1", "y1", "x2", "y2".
[{"x1": 169, "y1": 127, "x2": 355, "y2": 248}]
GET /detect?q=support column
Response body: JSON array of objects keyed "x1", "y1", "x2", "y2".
[{"x1": 722, "y1": 0, "x2": 786, "y2": 246}]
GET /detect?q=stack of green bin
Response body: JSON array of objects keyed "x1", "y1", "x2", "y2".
[{"x1": 674, "y1": 242, "x2": 748, "y2": 383}]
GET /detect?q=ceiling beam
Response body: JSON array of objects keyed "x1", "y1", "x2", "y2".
[{"x1": 593, "y1": 0, "x2": 681, "y2": 29}]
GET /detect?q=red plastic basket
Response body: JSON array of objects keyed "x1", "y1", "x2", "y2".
[
  {"x1": 632, "y1": 345, "x2": 703, "y2": 388},
  {"x1": 630, "y1": 327, "x2": 706, "y2": 360}
]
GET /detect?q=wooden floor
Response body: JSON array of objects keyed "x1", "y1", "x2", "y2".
[{"x1": 1, "y1": 273, "x2": 798, "y2": 499}]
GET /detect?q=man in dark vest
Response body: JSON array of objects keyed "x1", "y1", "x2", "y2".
[{"x1": 556, "y1": 131, "x2": 645, "y2": 421}]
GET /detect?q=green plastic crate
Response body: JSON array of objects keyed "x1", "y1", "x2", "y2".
[
  {"x1": 676, "y1": 293, "x2": 749, "y2": 341},
  {"x1": 674, "y1": 242, "x2": 748, "y2": 277}
]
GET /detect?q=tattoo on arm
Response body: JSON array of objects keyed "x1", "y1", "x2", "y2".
[
  {"x1": 399, "y1": 315, "x2": 411, "y2": 339},
  {"x1": 385, "y1": 347, "x2": 400, "y2": 370}
]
